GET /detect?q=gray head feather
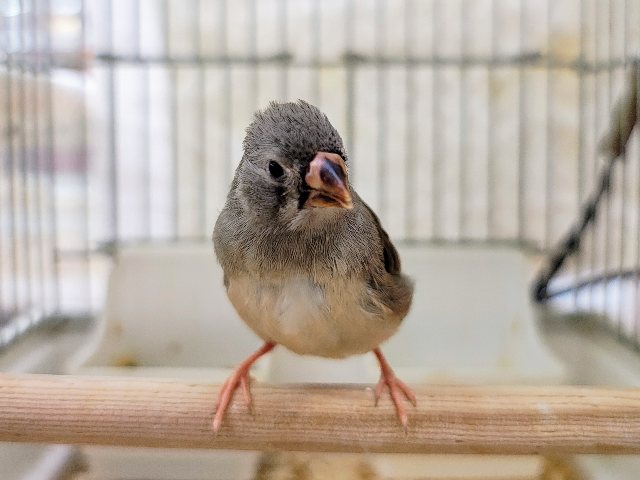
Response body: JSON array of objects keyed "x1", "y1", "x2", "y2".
[{"x1": 243, "y1": 100, "x2": 347, "y2": 166}]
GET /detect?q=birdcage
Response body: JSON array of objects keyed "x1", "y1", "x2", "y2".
[{"x1": 1, "y1": 0, "x2": 640, "y2": 479}]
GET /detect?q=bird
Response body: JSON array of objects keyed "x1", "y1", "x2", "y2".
[{"x1": 212, "y1": 100, "x2": 415, "y2": 432}]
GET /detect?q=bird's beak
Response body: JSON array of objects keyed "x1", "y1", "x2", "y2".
[{"x1": 304, "y1": 152, "x2": 353, "y2": 209}]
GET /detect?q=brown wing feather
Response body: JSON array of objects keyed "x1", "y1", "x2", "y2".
[
  {"x1": 358, "y1": 199, "x2": 413, "y2": 321},
  {"x1": 361, "y1": 202, "x2": 401, "y2": 275}
]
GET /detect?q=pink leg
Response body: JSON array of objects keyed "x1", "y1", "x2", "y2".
[
  {"x1": 212, "y1": 342, "x2": 276, "y2": 432},
  {"x1": 372, "y1": 348, "x2": 417, "y2": 431}
]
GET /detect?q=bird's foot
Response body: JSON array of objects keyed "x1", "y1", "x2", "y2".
[
  {"x1": 372, "y1": 348, "x2": 417, "y2": 432},
  {"x1": 212, "y1": 342, "x2": 275, "y2": 433},
  {"x1": 213, "y1": 369, "x2": 253, "y2": 432}
]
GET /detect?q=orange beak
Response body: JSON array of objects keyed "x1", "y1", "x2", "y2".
[{"x1": 304, "y1": 152, "x2": 353, "y2": 209}]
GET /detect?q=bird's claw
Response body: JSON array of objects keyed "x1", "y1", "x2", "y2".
[
  {"x1": 372, "y1": 348, "x2": 416, "y2": 431},
  {"x1": 240, "y1": 374, "x2": 254, "y2": 414},
  {"x1": 212, "y1": 342, "x2": 275, "y2": 433},
  {"x1": 373, "y1": 372, "x2": 417, "y2": 432},
  {"x1": 213, "y1": 370, "x2": 254, "y2": 432}
]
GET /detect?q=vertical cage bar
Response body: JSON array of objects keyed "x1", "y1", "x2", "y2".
[
  {"x1": 431, "y1": 0, "x2": 440, "y2": 240},
  {"x1": 79, "y1": 0, "x2": 91, "y2": 310},
  {"x1": 164, "y1": 0, "x2": 179, "y2": 240},
  {"x1": 195, "y1": 0, "x2": 207, "y2": 237},
  {"x1": 137, "y1": 0, "x2": 152, "y2": 239},
  {"x1": 517, "y1": 0, "x2": 526, "y2": 243},
  {"x1": 617, "y1": 0, "x2": 629, "y2": 335},
  {"x1": 588, "y1": 0, "x2": 599, "y2": 312},
  {"x1": 2, "y1": 10, "x2": 18, "y2": 314},
  {"x1": 344, "y1": 0, "x2": 354, "y2": 161},
  {"x1": 221, "y1": 0, "x2": 232, "y2": 187},
  {"x1": 603, "y1": 0, "x2": 613, "y2": 324},
  {"x1": 574, "y1": 0, "x2": 587, "y2": 309},
  {"x1": 24, "y1": 0, "x2": 35, "y2": 311},
  {"x1": 375, "y1": 0, "x2": 386, "y2": 219},
  {"x1": 105, "y1": 0, "x2": 119, "y2": 245},
  {"x1": 279, "y1": 0, "x2": 289, "y2": 100},
  {"x1": 248, "y1": 0, "x2": 258, "y2": 109},
  {"x1": 10, "y1": 3, "x2": 25, "y2": 313},
  {"x1": 311, "y1": 0, "x2": 321, "y2": 105},
  {"x1": 405, "y1": 0, "x2": 416, "y2": 239},
  {"x1": 8, "y1": 3, "x2": 20, "y2": 313},
  {"x1": 44, "y1": 0, "x2": 59, "y2": 312},
  {"x1": 30, "y1": 0, "x2": 46, "y2": 314},
  {"x1": 487, "y1": 0, "x2": 496, "y2": 240},
  {"x1": 544, "y1": 0, "x2": 553, "y2": 249},
  {"x1": 18, "y1": 0, "x2": 33, "y2": 313},
  {"x1": 457, "y1": 0, "x2": 467, "y2": 239}
]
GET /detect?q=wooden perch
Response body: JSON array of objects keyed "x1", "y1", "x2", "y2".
[{"x1": 1, "y1": 373, "x2": 640, "y2": 454}]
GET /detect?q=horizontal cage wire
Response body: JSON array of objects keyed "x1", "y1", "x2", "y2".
[{"x1": 1, "y1": 0, "x2": 640, "y2": 352}]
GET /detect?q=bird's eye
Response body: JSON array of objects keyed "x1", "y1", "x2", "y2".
[{"x1": 268, "y1": 161, "x2": 284, "y2": 179}]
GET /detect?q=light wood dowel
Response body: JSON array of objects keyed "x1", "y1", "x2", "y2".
[{"x1": 1, "y1": 373, "x2": 640, "y2": 454}]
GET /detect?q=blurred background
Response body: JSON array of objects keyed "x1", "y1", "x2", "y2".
[{"x1": 1, "y1": 0, "x2": 640, "y2": 479}]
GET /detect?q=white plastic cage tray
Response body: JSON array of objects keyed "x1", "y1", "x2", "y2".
[{"x1": 69, "y1": 243, "x2": 564, "y2": 480}]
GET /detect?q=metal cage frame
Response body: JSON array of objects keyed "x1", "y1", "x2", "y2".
[{"x1": 1, "y1": 0, "x2": 640, "y2": 351}]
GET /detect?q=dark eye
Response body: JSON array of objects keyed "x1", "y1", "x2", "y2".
[{"x1": 268, "y1": 161, "x2": 284, "y2": 179}]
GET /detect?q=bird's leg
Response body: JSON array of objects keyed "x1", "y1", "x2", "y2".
[
  {"x1": 372, "y1": 348, "x2": 417, "y2": 431},
  {"x1": 213, "y1": 341, "x2": 276, "y2": 432}
]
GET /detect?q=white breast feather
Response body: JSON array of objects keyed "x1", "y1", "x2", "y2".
[{"x1": 227, "y1": 274, "x2": 398, "y2": 358}]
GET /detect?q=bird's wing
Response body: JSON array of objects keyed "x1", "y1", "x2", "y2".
[
  {"x1": 356, "y1": 199, "x2": 413, "y2": 324},
  {"x1": 361, "y1": 202, "x2": 401, "y2": 275}
]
